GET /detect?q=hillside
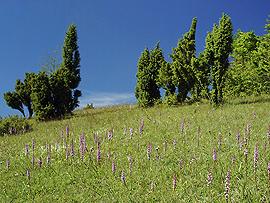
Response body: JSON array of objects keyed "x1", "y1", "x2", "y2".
[{"x1": 0, "y1": 100, "x2": 270, "y2": 202}]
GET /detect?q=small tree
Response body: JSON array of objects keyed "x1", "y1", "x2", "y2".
[
  {"x1": 205, "y1": 14, "x2": 233, "y2": 104},
  {"x1": 224, "y1": 31, "x2": 259, "y2": 97},
  {"x1": 148, "y1": 43, "x2": 163, "y2": 102},
  {"x1": 135, "y1": 44, "x2": 163, "y2": 107},
  {"x1": 15, "y1": 73, "x2": 35, "y2": 118},
  {"x1": 171, "y1": 17, "x2": 198, "y2": 102},
  {"x1": 135, "y1": 48, "x2": 152, "y2": 107},
  {"x1": 61, "y1": 24, "x2": 81, "y2": 112},
  {"x1": 4, "y1": 92, "x2": 25, "y2": 117}
]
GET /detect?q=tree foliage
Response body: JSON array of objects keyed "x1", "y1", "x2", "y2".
[
  {"x1": 224, "y1": 18, "x2": 270, "y2": 98},
  {"x1": 171, "y1": 17, "x2": 197, "y2": 102},
  {"x1": 158, "y1": 62, "x2": 175, "y2": 95},
  {"x1": 191, "y1": 52, "x2": 211, "y2": 100},
  {"x1": 4, "y1": 24, "x2": 82, "y2": 121},
  {"x1": 30, "y1": 72, "x2": 55, "y2": 121},
  {"x1": 15, "y1": 73, "x2": 35, "y2": 118},
  {"x1": 204, "y1": 14, "x2": 233, "y2": 104},
  {"x1": 60, "y1": 24, "x2": 82, "y2": 112},
  {"x1": 135, "y1": 44, "x2": 163, "y2": 107},
  {"x1": 4, "y1": 92, "x2": 25, "y2": 117}
]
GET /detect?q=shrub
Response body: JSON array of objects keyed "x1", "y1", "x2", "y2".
[{"x1": 0, "y1": 116, "x2": 31, "y2": 136}]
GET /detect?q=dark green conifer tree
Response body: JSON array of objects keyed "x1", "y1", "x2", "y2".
[
  {"x1": 205, "y1": 14, "x2": 233, "y2": 104},
  {"x1": 61, "y1": 24, "x2": 81, "y2": 112},
  {"x1": 171, "y1": 17, "x2": 197, "y2": 102},
  {"x1": 135, "y1": 44, "x2": 163, "y2": 107}
]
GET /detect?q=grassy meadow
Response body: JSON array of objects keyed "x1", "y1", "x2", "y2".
[{"x1": 0, "y1": 98, "x2": 270, "y2": 202}]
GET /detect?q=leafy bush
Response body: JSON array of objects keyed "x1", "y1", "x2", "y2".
[{"x1": 0, "y1": 116, "x2": 31, "y2": 136}]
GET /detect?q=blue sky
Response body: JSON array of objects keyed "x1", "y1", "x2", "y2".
[{"x1": 0, "y1": 0, "x2": 269, "y2": 116}]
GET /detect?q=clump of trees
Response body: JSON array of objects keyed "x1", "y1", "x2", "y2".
[
  {"x1": 224, "y1": 21, "x2": 270, "y2": 97},
  {"x1": 4, "y1": 24, "x2": 81, "y2": 120},
  {"x1": 135, "y1": 13, "x2": 269, "y2": 107}
]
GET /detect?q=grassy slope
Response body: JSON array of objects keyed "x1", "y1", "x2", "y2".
[{"x1": 0, "y1": 100, "x2": 270, "y2": 202}]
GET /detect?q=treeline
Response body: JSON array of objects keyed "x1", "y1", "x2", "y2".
[
  {"x1": 4, "y1": 24, "x2": 81, "y2": 120},
  {"x1": 135, "y1": 14, "x2": 270, "y2": 107}
]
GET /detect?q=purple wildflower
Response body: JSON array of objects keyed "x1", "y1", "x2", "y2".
[
  {"x1": 213, "y1": 148, "x2": 217, "y2": 162},
  {"x1": 179, "y1": 159, "x2": 183, "y2": 170},
  {"x1": 225, "y1": 170, "x2": 231, "y2": 202},
  {"x1": 218, "y1": 133, "x2": 222, "y2": 150},
  {"x1": 129, "y1": 128, "x2": 133, "y2": 139},
  {"x1": 108, "y1": 130, "x2": 113, "y2": 140},
  {"x1": 236, "y1": 131, "x2": 240, "y2": 145},
  {"x1": 207, "y1": 171, "x2": 213, "y2": 186},
  {"x1": 128, "y1": 156, "x2": 132, "y2": 175},
  {"x1": 239, "y1": 140, "x2": 243, "y2": 150},
  {"x1": 55, "y1": 142, "x2": 60, "y2": 152},
  {"x1": 65, "y1": 146, "x2": 69, "y2": 160},
  {"x1": 163, "y1": 140, "x2": 167, "y2": 153},
  {"x1": 38, "y1": 157, "x2": 42, "y2": 168},
  {"x1": 97, "y1": 142, "x2": 101, "y2": 162},
  {"x1": 180, "y1": 119, "x2": 185, "y2": 134},
  {"x1": 46, "y1": 154, "x2": 50, "y2": 165},
  {"x1": 267, "y1": 125, "x2": 270, "y2": 143},
  {"x1": 26, "y1": 169, "x2": 30, "y2": 180},
  {"x1": 155, "y1": 146, "x2": 160, "y2": 160},
  {"x1": 25, "y1": 144, "x2": 29, "y2": 158},
  {"x1": 244, "y1": 148, "x2": 248, "y2": 161},
  {"x1": 107, "y1": 151, "x2": 111, "y2": 160},
  {"x1": 6, "y1": 159, "x2": 10, "y2": 170},
  {"x1": 112, "y1": 160, "x2": 116, "y2": 174},
  {"x1": 173, "y1": 139, "x2": 177, "y2": 150},
  {"x1": 147, "y1": 144, "x2": 152, "y2": 160},
  {"x1": 139, "y1": 119, "x2": 144, "y2": 136},
  {"x1": 268, "y1": 162, "x2": 270, "y2": 177},
  {"x1": 121, "y1": 171, "x2": 126, "y2": 185},
  {"x1": 172, "y1": 174, "x2": 177, "y2": 191},
  {"x1": 150, "y1": 181, "x2": 155, "y2": 191},
  {"x1": 66, "y1": 126, "x2": 69, "y2": 136},
  {"x1": 231, "y1": 156, "x2": 236, "y2": 165},
  {"x1": 31, "y1": 154, "x2": 35, "y2": 167},
  {"x1": 93, "y1": 133, "x2": 98, "y2": 144},
  {"x1": 70, "y1": 139, "x2": 75, "y2": 157},
  {"x1": 254, "y1": 144, "x2": 259, "y2": 169},
  {"x1": 79, "y1": 134, "x2": 86, "y2": 161},
  {"x1": 32, "y1": 139, "x2": 35, "y2": 152},
  {"x1": 197, "y1": 126, "x2": 201, "y2": 146}
]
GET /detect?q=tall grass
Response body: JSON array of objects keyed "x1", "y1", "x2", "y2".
[{"x1": 0, "y1": 100, "x2": 270, "y2": 202}]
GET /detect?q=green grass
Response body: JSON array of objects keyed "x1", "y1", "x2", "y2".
[{"x1": 0, "y1": 100, "x2": 270, "y2": 202}]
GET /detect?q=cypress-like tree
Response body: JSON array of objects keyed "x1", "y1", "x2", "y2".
[
  {"x1": 61, "y1": 24, "x2": 81, "y2": 112},
  {"x1": 171, "y1": 17, "x2": 197, "y2": 102},
  {"x1": 205, "y1": 14, "x2": 233, "y2": 104},
  {"x1": 148, "y1": 43, "x2": 163, "y2": 101},
  {"x1": 135, "y1": 48, "x2": 152, "y2": 107},
  {"x1": 4, "y1": 92, "x2": 25, "y2": 117},
  {"x1": 135, "y1": 44, "x2": 163, "y2": 107}
]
